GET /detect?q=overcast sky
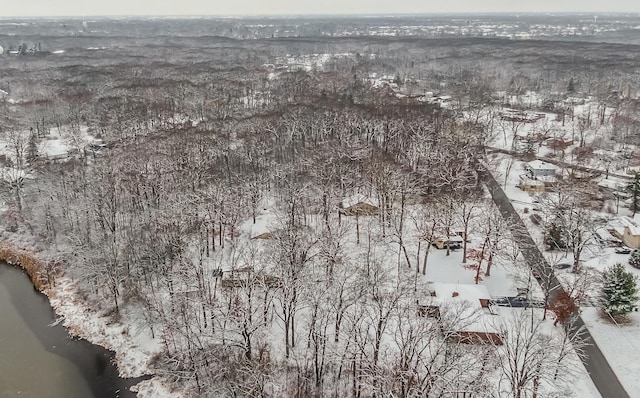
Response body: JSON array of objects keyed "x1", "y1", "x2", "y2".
[{"x1": 4, "y1": 0, "x2": 640, "y2": 17}]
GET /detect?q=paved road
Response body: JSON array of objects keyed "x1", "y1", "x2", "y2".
[{"x1": 480, "y1": 166, "x2": 630, "y2": 398}]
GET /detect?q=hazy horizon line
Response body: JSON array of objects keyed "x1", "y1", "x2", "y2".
[{"x1": 1, "y1": 11, "x2": 640, "y2": 20}]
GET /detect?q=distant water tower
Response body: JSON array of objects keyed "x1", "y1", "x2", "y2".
[
  {"x1": 594, "y1": 15, "x2": 598, "y2": 24},
  {"x1": 82, "y1": 21, "x2": 88, "y2": 30}
]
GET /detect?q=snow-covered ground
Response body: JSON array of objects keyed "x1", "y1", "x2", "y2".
[
  {"x1": 487, "y1": 144, "x2": 638, "y2": 397},
  {"x1": 39, "y1": 136, "x2": 69, "y2": 158},
  {"x1": 1, "y1": 149, "x2": 598, "y2": 397},
  {"x1": 2, "y1": 90, "x2": 629, "y2": 396},
  {"x1": 0, "y1": 124, "x2": 179, "y2": 395},
  {"x1": 236, "y1": 190, "x2": 595, "y2": 395},
  {"x1": 47, "y1": 277, "x2": 162, "y2": 379},
  {"x1": 486, "y1": 95, "x2": 639, "y2": 178},
  {"x1": 582, "y1": 308, "x2": 640, "y2": 395}
]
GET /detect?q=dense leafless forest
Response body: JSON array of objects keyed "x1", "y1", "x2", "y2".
[{"x1": 2, "y1": 15, "x2": 640, "y2": 397}]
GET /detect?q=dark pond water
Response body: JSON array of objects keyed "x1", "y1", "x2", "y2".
[{"x1": 0, "y1": 262, "x2": 148, "y2": 397}]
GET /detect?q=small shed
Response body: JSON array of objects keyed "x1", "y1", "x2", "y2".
[
  {"x1": 518, "y1": 175, "x2": 545, "y2": 193},
  {"x1": 432, "y1": 236, "x2": 464, "y2": 250},
  {"x1": 341, "y1": 202, "x2": 379, "y2": 216}
]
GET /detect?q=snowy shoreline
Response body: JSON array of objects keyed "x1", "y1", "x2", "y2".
[{"x1": 0, "y1": 234, "x2": 176, "y2": 397}]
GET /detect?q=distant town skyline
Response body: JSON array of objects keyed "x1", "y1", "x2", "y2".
[{"x1": 3, "y1": 0, "x2": 640, "y2": 18}]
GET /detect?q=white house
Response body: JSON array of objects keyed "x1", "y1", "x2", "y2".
[{"x1": 525, "y1": 160, "x2": 557, "y2": 178}]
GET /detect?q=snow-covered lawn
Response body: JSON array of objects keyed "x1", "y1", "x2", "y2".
[
  {"x1": 486, "y1": 151, "x2": 629, "y2": 397},
  {"x1": 582, "y1": 307, "x2": 640, "y2": 395},
  {"x1": 421, "y1": 247, "x2": 522, "y2": 297},
  {"x1": 573, "y1": 368, "x2": 602, "y2": 398},
  {"x1": 39, "y1": 137, "x2": 69, "y2": 159}
]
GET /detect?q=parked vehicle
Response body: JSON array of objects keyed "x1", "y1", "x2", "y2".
[
  {"x1": 489, "y1": 297, "x2": 510, "y2": 307},
  {"x1": 555, "y1": 263, "x2": 572, "y2": 269},
  {"x1": 616, "y1": 248, "x2": 632, "y2": 254},
  {"x1": 530, "y1": 213, "x2": 542, "y2": 225},
  {"x1": 489, "y1": 296, "x2": 545, "y2": 308},
  {"x1": 432, "y1": 237, "x2": 463, "y2": 250},
  {"x1": 87, "y1": 138, "x2": 108, "y2": 154}
]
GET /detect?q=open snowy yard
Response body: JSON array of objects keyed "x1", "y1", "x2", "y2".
[{"x1": 581, "y1": 307, "x2": 640, "y2": 395}]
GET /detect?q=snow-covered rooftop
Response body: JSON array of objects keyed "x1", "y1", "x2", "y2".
[
  {"x1": 429, "y1": 283, "x2": 498, "y2": 334},
  {"x1": 430, "y1": 282, "x2": 491, "y2": 308},
  {"x1": 595, "y1": 227, "x2": 621, "y2": 243},
  {"x1": 526, "y1": 160, "x2": 556, "y2": 171},
  {"x1": 618, "y1": 215, "x2": 640, "y2": 236},
  {"x1": 598, "y1": 178, "x2": 626, "y2": 191},
  {"x1": 341, "y1": 193, "x2": 378, "y2": 209}
]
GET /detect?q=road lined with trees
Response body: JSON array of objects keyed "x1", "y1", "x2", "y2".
[{"x1": 481, "y1": 166, "x2": 630, "y2": 398}]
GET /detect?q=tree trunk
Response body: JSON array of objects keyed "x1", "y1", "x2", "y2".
[
  {"x1": 422, "y1": 243, "x2": 430, "y2": 275},
  {"x1": 462, "y1": 225, "x2": 469, "y2": 263},
  {"x1": 284, "y1": 317, "x2": 290, "y2": 359}
]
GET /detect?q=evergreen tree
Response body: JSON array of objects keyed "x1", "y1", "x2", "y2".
[
  {"x1": 630, "y1": 250, "x2": 640, "y2": 269},
  {"x1": 523, "y1": 134, "x2": 536, "y2": 160},
  {"x1": 544, "y1": 222, "x2": 566, "y2": 250},
  {"x1": 567, "y1": 77, "x2": 576, "y2": 94},
  {"x1": 393, "y1": 73, "x2": 402, "y2": 86},
  {"x1": 27, "y1": 132, "x2": 39, "y2": 163},
  {"x1": 626, "y1": 172, "x2": 640, "y2": 216},
  {"x1": 599, "y1": 263, "x2": 639, "y2": 317}
]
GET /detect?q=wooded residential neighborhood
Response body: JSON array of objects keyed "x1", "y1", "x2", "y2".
[{"x1": 1, "y1": 12, "x2": 640, "y2": 398}]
